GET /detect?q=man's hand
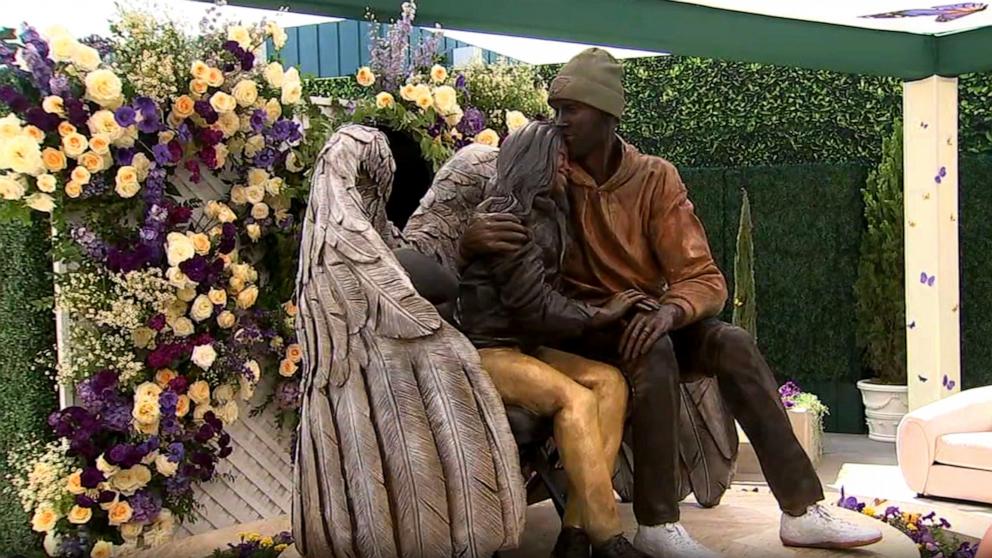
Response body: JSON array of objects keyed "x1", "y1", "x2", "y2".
[
  {"x1": 619, "y1": 304, "x2": 685, "y2": 362},
  {"x1": 590, "y1": 289, "x2": 651, "y2": 327},
  {"x1": 459, "y1": 212, "x2": 529, "y2": 261}
]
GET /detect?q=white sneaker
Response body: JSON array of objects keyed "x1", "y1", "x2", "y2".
[
  {"x1": 633, "y1": 523, "x2": 721, "y2": 558},
  {"x1": 780, "y1": 504, "x2": 883, "y2": 549}
]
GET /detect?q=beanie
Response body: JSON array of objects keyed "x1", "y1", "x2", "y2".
[{"x1": 548, "y1": 48, "x2": 625, "y2": 118}]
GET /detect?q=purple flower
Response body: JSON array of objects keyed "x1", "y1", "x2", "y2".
[
  {"x1": 147, "y1": 342, "x2": 189, "y2": 369},
  {"x1": 184, "y1": 159, "x2": 201, "y2": 183},
  {"x1": 97, "y1": 490, "x2": 116, "y2": 504},
  {"x1": 196, "y1": 127, "x2": 224, "y2": 147},
  {"x1": 80, "y1": 467, "x2": 105, "y2": 489},
  {"x1": 276, "y1": 380, "x2": 301, "y2": 410},
  {"x1": 250, "y1": 109, "x2": 267, "y2": 133},
  {"x1": 168, "y1": 375, "x2": 189, "y2": 394},
  {"x1": 74, "y1": 494, "x2": 96, "y2": 508},
  {"x1": 219, "y1": 445, "x2": 233, "y2": 459},
  {"x1": 101, "y1": 396, "x2": 133, "y2": 433},
  {"x1": 241, "y1": 51, "x2": 255, "y2": 71},
  {"x1": 458, "y1": 107, "x2": 486, "y2": 137},
  {"x1": 223, "y1": 40, "x2": 245, "y2": 56},
  {"x1": 25, "y1": 107, "x2": 60, "y2": 132},
  {"x1": 148, "y1": 313, "x2": 166, "y2": 331},
  {"x1": 115, "y1": 106, "x2": 137, "y2": 127},
  {"x1": 168, "y1": 204, "x2": 193, "y2": 225},
  {"x1": 166, "y1": 442, "x2": 185, "y2": 463},
  {"x1": 152, "y1": 143, "x2": 172, "y2": 166},
  {"x1": 253, "y1": 147, "x2": 277, "y2": 169},
  {"x1": 0, "y1": 85, "x2": 29, "y2": 113},
  {"x1": 177, "y1": 122, "x2": 192, "y2": 144},
  {"x1": 115, "y1": 147, "x2": 136, "y2": 166},
  {"x1": 22, "y1": 46, "x2": 53, "y2": 94},
  {"x1": 128, "y1": 490, "x2": 162, "y2": 523},
  {"x1": 199, "y1": 145, "x2": 217, "y2": 169},
  {"x1": 107, "y1": 443, "x2": 132, "y2": 465},
  {"x1": 160, "y1": 390, "x2": 179, "y2": 415},
  {"x1": 165, "y1": 473, "x2": 191, "y2": 498},
  {"x1": 58, "y1": 537, "x2": 84, "y2": 558},
  {"x1": 455, "y1": 74, "x2": 467, "y2": 90},
  {"x1": 64, "y1": 98, "x2": 89, "y2": 127},
  {"x1": 193, "y1": 100, "x2": 218, "y2": 124},
  {"x1": 180, "y1": 255, "x2": 209, "y2": 283},
  {"x1": 161, "y1": 415, "x2": 181, "y2": 436},
  {"x1": 49, "y1": 75, "x2": 70, "y2": 98}
]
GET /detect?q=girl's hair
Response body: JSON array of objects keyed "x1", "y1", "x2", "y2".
[{"x1": 479, "y1": 120, "x2": 563, "y2": 217}]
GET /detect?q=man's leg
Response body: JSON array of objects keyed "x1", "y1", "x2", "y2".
[{"x1": 671, "y1": 319, "x2": 823, "y2": 512}]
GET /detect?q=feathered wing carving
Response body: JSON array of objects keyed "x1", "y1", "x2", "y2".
[
  {"x1": 292, "y1": 125, "x2": 524, "y2": 558},
  {"x1": 402, "y1": 143, "x2": 499, "y2": 270},
  {"x1": 677, "y1": 378, "x2": 738, "y2": 507}
]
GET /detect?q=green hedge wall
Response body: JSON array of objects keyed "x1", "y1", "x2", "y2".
[
  {"x1": 0, "y1": 217, "x2": 57, "y2": 553},
  {"x1": 959, "y1": 157, "x2": 992, "y2": 391}
]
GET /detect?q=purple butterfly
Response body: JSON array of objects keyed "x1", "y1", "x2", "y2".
[
  {"x1": 935, "y1": 166, "x2": 947, "y2": 184},
  {"x1": 921, "y1": 272, "x2": 936, "y2": 286},
  {"x1": 942, "y1": 374, "x2": 956, "y2": 390},
  {"x1": 918, "y1": 374, "x2": 929, "y2": 382},
  {"x1": 862, "y1": 3, "x2": 988, "y2": 22},
  {"x1": 921, "y1": 122, "x2": 929, "y2": 129},
  {"x1": 908, "y1": 320, "x2": 917, "y2": 329}
]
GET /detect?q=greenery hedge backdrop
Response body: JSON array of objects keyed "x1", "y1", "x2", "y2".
[{"x1": 3, "y1": 54, "x2": 992, "y2": 547}]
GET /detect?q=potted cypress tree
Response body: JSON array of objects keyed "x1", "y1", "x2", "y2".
[{"x1": 854, "y1": 120, "x2": 908, "y2": 442}]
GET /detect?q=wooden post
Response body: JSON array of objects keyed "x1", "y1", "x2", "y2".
[{"x1": 903, "y1": 76, "x2": 961, "y2": 411}]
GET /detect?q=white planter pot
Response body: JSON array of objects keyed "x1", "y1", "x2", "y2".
[{"x1": 856, "y1": 379, "x2": 909, "y2": 443}]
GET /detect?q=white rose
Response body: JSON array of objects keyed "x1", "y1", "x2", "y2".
[
  {"x1": 246, "y1": 223, "x2": 261, "y2": 241},
  {"x1": 281, "y1": 80, "x2": 303, "y2": 105},
  {"x1": 166, "y1": 232, "x2": 196, "y2": 267},
  {"x1": 155, "y1": 453, "x2": 179, "y2": 477},
  {"x1": 506, "y1": 110, "x2": 529, "y2": 132},
  {"x1": 217, "y1": 400, "x2": 240, "y2": 424},
  {"x1": 25, "y1": 193, "x2": 55, "y2": 213},
  {"x1": 171, "y1": 317, "x2": 194, "y2": 337},
  {"x1": 71, "y1": 44, "x2": 101, "y2": 71},
  {"x1": 190, "y1": 294, "x2": 214, "y2": 322},
  {"x1": 191, "y1": 344, "x2": 217, "y2": 370},
  {"x1": 433, "y1": 85, "x2": 458, "y2": 114},
  {"x1": 263, "y1": 62, "x2": 284, "y2": 88},
  {"x1": 232, "y1": 79, "x2": 259, "y2": 107},
  {"x1": 251, "y1": 202, "x2": 270, "y2": 220}
]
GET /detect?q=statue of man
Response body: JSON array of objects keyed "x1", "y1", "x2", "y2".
[{"x1": 460, "y1": 48, "x2": 883, "y2": 557}]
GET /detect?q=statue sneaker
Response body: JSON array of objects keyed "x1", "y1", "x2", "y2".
[
  {"x1": 780, "y1": 504, "x2": 883, "y2": 549},
  {"x1": 632, "y1": 523, "x2": 721, "y2": 558}
]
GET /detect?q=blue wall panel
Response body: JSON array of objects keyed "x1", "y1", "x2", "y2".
[
  {"x1": 317, "y1": 23, "x2": 340, "y2": 77},
  {"x1": 297, "y1": 25, "x2": 319, "y2": 76}
]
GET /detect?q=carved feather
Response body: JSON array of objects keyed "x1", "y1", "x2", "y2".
[{"x1": 678, "y1": 380, "x2": 733, "y2": 507}]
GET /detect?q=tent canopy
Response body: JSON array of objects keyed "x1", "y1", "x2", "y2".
[{"x1": 223, "y1": 0, "x2": 992, "y2": 79}]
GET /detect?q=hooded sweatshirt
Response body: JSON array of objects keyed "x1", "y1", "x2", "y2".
[{"x1": 562, "y1": 140, "x2": 728, "y2": 329}]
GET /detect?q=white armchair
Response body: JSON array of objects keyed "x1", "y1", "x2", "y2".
[{"x1": 896, "y1": 386, "x2": 992, "y2": 504}]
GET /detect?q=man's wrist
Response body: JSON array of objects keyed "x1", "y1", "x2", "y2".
[{"x1": 658, "y1": 303, "x2": 685, "y2": 327}]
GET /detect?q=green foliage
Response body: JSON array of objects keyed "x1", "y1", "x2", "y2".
[
  {"x1": 854, "y1": 121, "x2": 906, "y2": 385},
  {"x1": 457, "y1": 63, "x2": 553, "y2": 130},
  {"x1": 959, "y1": 157, "x2": 992, "y2": 389},
  {"x1": 0, "y1": 216, "x2": 57, "y2": 553},
  {"x1": 731, "y1": 188, "x2": 756, "y2": 340}
]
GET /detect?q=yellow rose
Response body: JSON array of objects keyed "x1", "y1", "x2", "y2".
[
  {"x1": 132, "y1": 152, "x2": 151, "y2": 181},
  {"x1": 155, "y1": 453, "x2": 179, "y2": 477},
  {"x1": 188, "y1": 232, "x2": 211, "y2": 256},
  {"x1": 430, "y1": 64, "x2": 449, "y2": 83},
  {"x1": 286, "y1": 343, "x2": 303, "y2": 364},
  {"x1": 165, "y1": 296, "x2": 188, "y2": 319},
  {"x1": 84, "y1": 69, "x2": 123, "y2": 107},
  {"x1": 207, "y1": 67, "x2": 225, "y2": 88},
  {"x1": 23, "y1": 125, "x2": 45, "y2": 143},
  {"x1": 26, "y1": 193, "x2": 55, "y2": 213},
  {"x1": 79, "y1": 152, "x2": 104, "y2": 173},
  {"x1": 415, "y1": 91, "x2": 434, "y2": 111},
  {"x1": 212, "y1": 112, "x2": 236, "y2": 139},
  {"x1": 246, "y1": 223, "x2": 262, "y2": 242},
  {"x1": 505, "y1": 110, "x2": 529, "y2": 132},
  {"x1": 107, "y1": 501, "x2": 134, "y2": 526},
  {"x1": 265, "y1": 98, "x2": 282, "y2": 124},
  {"x1": 283, "y1": 300, "x2": 298, "y2": 317},
  {"x1": 244, "y1": 134, "x2": 266, "y2": 157},
  {"x1": 175, "y1": 394, "x2": 191, "y2": 417},
  {"x1": 213, "y1": 384, "x2": 235, "y2": 404},
  {"x1": 31, "y1": 505, "x2": 58, "y2": 532},
  {"x1": 71, "y1": 44, "x2": 101, "y2": 71},
  {"x1": 86, "y1": 133, "x2": 111, "y2": 155},
  {"x1": 133, "y1": 464, "x2": 151, "y2": 486},
  {"x1": 217, "y1": 400, "x2": 239, "y2": 424},
  {"x1": 266, "y1": 177, "x2": 284, "y2": 196},
  {"x1": 229, "y1": 275, "x2": 245, "y2": 294},
  {"x1": 251, "y1": 202, "x2": 270, "y2": 220},
  {"x1": 66, "y1": 470, "x2": 85, "y2": 494},
  {"x1": 132, "y1": 397, "x2": 161, "y2": 430},
  {"x1": 191, "y1": 59, "x2": 210, "y2": 79},
  {"x1": 444, "y1": 106, "x2": 464, "y2": 127},
  {"x1": 356, "y1": 66, "x2": 376, "y2": 87},
  {"x1": 237, "y1": 285, "x2": 259, "y2": 309},
  {"x1": 90, "y1": 540, "x2": 114, "y2": 558},
  {"x1": 41, "y1": 96, "x2": 65, "y2": 116},
  {"x1": 217, "y1": 310, "x2": 237, "y2": 329},
  {"x1": 154, "y1": 368, "x2": 177, "y2": 388},
  {"x1": 267, "y1": 21, "x2": 288, "y2": 49},
  {"x1": 217, "y1": 205, "x2": 237, "y2": 223},
  {"x1": 58, "y1": 121, "x2": 76, "y2": 137},
  {"x1": 190, "y1": 294, "x2": 214, "y2": 322},
  {"x1": 263, "y1": 62, "x2": 285, "y2": 88},
  {"x1": 245, "y1": 167, "x2": 269, "y2": 188},
  {"x1": 188, "y1": 380, "x2": 211, "y2": 406},
  {"x1": 172, "y1": 95, "x2": 195, "y2": 119},
  {"x1": 120, "y1": 522, "x2": 143, "y2": 542},
  {"x1": 115, "y1": 165, "x2": 141, "y2": 198},
  {"x1": 475, "y1": 128, "x2": 500, "y2": 147},
  {"x1": 279, "y1": 358, "x2": 298, "y2": 377},
  {"x1": 134, "y1": 380, "x2": 162, "y2": 402},
  {"x1": 166, "y1": 232, "x2": 195, "y2": 267},
  {"x1": 0, "y1": 114, "x2": 22, "y2": 139},
  {"x1": 285, "y1": 150, "x2": 304, "y2": 173},
  {"x1": 375, "y1": 91, "x2": 396, "y2": 109},
  {"x1": 400, "y1": 83, "x2": 417, "y2": 102},
  {"x1": 232, "y1": 79, "x2": 259, "y2": 107},
  {"x1": 210, "y1": 92, "x2": 237, "y2": 114},
  {"x1": 433, "y1": 85, "x2": 457, "y2": 114},
  {"x1": 190, "y1": 78, "x2": 209, "y2": 96},
  {"x1": 49, "y1": 35, "x2": 77, "y2": 62},
  {"x1": 227, "y1": 25, "x2": 252, "y2": 49},
  {"x1": 68, "y1": 505, "x2": 93, "y2": 525},
  {"x1": 41, "y1": 148, "x2": 67, "y2": 173},
  {"x1": 0, "y1": 175, "x2": 26, "y2": 200},
  {"x1": 0, "y1": 136, "x2": 45, "y2": 175},
  {"x1": 70, "y1": 166, "x2": 90, "y2": 185},
  {"x1": 132, "y1": 326, "x2": 156, "y2": 349},
  {"x1": 277, "y1": 83, "x2": 301, "y2": 112},
  {"x1": 87, "y1": 110, "x2": 122, "y2": 140},
  {"x1": 171, "y1": 316, "x2": 194, "y2": 337},
  {"x1": 64, "y1": 180, "x2": 83, "y2": 198},
  {"x1": 230, "y1": 185, "x2": 248, "y2": 205},
  {"x1": 114, "y1": 125, "x2": 137, "y2": 148},
  {"x1": 206, "y1": 288, "x2": 227, "y2": 306}
]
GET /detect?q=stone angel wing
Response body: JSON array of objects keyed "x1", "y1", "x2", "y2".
[{"x1": 292, "y1": 125, "x2": 524, "y2": 558}]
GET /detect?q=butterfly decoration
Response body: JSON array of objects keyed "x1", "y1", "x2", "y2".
[
  {"x1": 920, "y1": 272, "x2": 936, "y2": 286},
  {"x1": 0, "y1": 28, "x2": 14, "y2": 41},
  {"x1": 920, "y1": 122, "x2": 929, "y2": 129},
  {"x1": 861, "y1": 3, "x2": 988, "y2": 22},
  {"x1": 908, "y1": 320, "x2": 917, "y2": 329},
  {"x1": 942, "y1": 374, "x2": 957, "y2": 390},
  {"x1": 935, "y1": 166, "x2": 947, "y2": 184},
  {"x1": 918, "y1": 374, "x2": 929, "y2": 382}
]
